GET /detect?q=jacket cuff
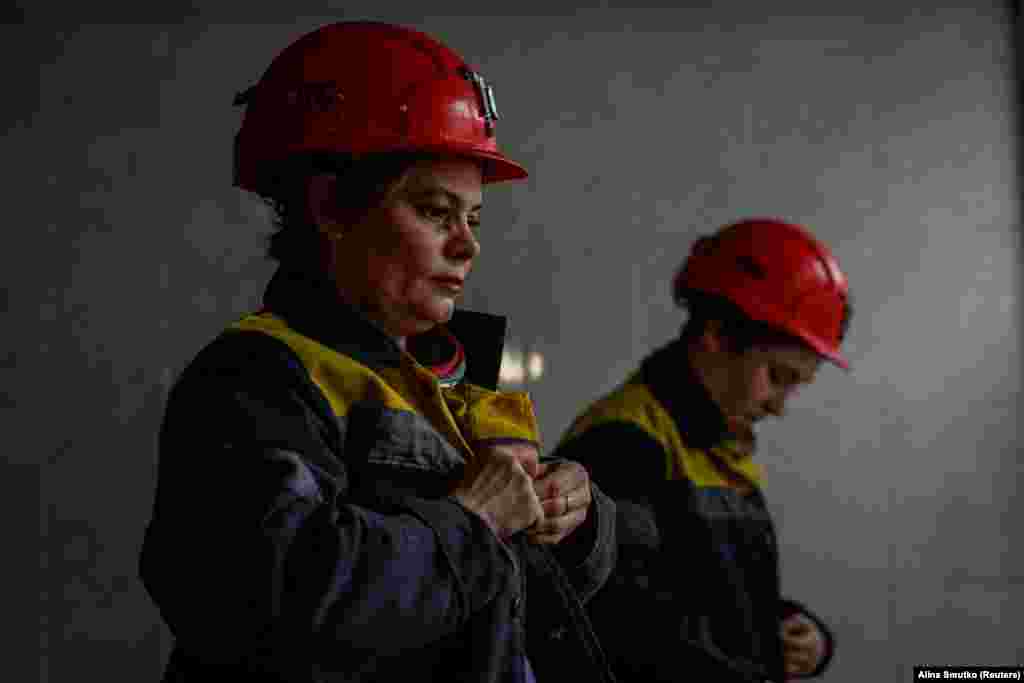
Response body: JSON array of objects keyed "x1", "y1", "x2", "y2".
[{"x1": 779, "y1": 599, "x2": 836, "y2": 678}]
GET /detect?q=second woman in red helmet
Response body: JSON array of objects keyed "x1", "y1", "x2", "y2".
[{"x1": 552, "y1": 218, "x2": 852, "y2": 682}]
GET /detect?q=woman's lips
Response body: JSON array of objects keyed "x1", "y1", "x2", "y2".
[{"x1": 432, "y1": 276, "x2": 464, "y2": 293}]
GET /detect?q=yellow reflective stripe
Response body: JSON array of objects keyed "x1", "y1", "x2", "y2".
[
  {"x1": 228, "y1": 312, "x2": 542, "y2": 462},
  {"x1": 230, "y1": 313, "x2": 416, "y2": 416},
  {"x1": 711, "y1": 444, "x2": 764, "y2": 486},
  {"x1": 442, "y1": 384, "x2": 540, "y2": 445},
  {"x1": 561, "y1": 376, "x2": 764, "y2": 488}
]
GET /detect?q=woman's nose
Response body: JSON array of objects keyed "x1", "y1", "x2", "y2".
[{"x1": 447, "y1": 217, "x2": 480, "y2": 261}]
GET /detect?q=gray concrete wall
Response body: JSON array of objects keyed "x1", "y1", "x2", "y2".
[{"x1": 23, "y1": 4, "x2": 1020, "y2": 681}]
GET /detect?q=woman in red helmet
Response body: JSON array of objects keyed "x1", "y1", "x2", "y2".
[
  {"x1": 551, "y1": 218, "x2": 852, "y2": 682},
  {"x1": 140, "y1": 22, "x2": 616, "y2": 683}
]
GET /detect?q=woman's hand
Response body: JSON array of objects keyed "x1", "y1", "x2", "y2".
[
  {"x1": 781, "y1": 612, "x2": 826, "y2": 678},
  {"x1": 526, "y1": 460, "x2": 592, "y2": 545},
  {"x1": 451, "y1": 442, "x2": 544, "y2": 539}
]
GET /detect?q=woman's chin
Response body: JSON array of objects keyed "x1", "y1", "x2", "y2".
[
  {"x1": 425, "y1": 298, "x2": 456, "y2": 324},
  {"x1": 397, "y1": 301, "x2": 454, "y2": 336}
]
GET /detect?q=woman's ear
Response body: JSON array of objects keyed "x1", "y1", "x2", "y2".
[
  {"x1": 699, "y1": 319, "x2": 726, "y2": 354},
  {"x1": 306, "y1": 173, "x2": 346, "y2": 239}
]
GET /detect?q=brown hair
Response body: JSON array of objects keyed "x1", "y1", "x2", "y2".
[{"x1": 258, "y1": 151, "x2": 437, "y2": 269}]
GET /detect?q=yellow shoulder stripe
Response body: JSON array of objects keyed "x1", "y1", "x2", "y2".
[
  {"x1": 228, "y1": 313, "x2": 542, "y2": 462},
  {"x1": 561, "y1": 375, "x2": 763, "y2": 488},
  {"x1": 230, "y1": 313, "x2": 416, "y2": 417}
]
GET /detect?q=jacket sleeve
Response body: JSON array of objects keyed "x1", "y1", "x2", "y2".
[
  {"x1": 552, "y1": 421, "x2": 766, "y2": 683},
  {"x1": 779, "y1": 599, "x2": 836, "y2": 678},
  {"x1": 139, "y1": 332, "x2": 517, "y2": 675},
  {"x1": 444, "y1": 383, "x2": 617, "y2": 605}
]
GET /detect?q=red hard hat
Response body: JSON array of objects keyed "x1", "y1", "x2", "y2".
[
  {"x1": 673, "y1": 218, "x2": 851, "y2": 369},
  {"x1": 232, "y1": 21, "x2": 528, "y2": 193}
]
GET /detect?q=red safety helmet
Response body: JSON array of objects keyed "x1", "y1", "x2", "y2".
[
  {"x1": 232, "y1": 21, "x2": 528, "y2": 194},
  {"x1": 673, "y1": 218, "x2": 851, "y2": 369}
]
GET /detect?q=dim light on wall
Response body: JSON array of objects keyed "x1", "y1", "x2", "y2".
[
  {"x1": 526, "y1": 351, "x2": 544, "y2": 380},
  {"x1": 499, "y1": 346, "x2": 545, "y2": 386}
]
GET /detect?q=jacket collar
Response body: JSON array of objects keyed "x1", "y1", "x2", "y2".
[
  {"x1": 261, "y1": 266, "x2": 507, "y2": 389},
  {"x1": 640, "y1": 338, "x2": 732, "y2": 450},
  {"x1": 262, "y1": 266, "x2": 404, "y2": 370}
]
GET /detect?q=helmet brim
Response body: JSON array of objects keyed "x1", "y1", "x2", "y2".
[{"x1": 455, "y1": 147, "x2": 528, "y2": 184}]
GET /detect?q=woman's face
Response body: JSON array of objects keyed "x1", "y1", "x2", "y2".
[
  {"x1": 714, "y1": 344, "x2": 820, "y2": 432},
  {"x1": 696, "y1": 321, "x2": 821, "y2": 441},
  {"x1": 325, "y1": 157, "x2": 483, "y2": 342}
]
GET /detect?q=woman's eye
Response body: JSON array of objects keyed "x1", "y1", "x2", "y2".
[{"x1": 420, "y1": 205, "x2": 450, "y2": 221}]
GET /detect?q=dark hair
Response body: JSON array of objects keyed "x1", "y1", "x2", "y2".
[
  {"x1": 256, "y1": 151, "x2": 434, "y2": 270},
  {"x1": 678, "y1": 290, "x2": 854, "y2": 354}
]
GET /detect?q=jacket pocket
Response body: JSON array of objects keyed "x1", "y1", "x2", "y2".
[
  {"x1": 345, "y1": 401, "x2": 466, "y2": 473},
  {"x1": 342, "y1": 401, "x2": 466, "y2": 508}
]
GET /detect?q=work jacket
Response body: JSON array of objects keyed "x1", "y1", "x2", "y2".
[
  {"x1": 140, "y1": 267, "x2": 618, "y2": 683},
  {"x1": 551, "y1": 339, "x2": 835, "y2": 683}
]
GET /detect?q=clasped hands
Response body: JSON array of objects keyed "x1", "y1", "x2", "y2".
[{"x1": 451, "y1": 441, "x2": 591, "y2": 544}]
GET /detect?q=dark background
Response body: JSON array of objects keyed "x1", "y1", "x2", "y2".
[{"x1": 21, "y1": 2, "x2": 1022, "y2": 681}]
